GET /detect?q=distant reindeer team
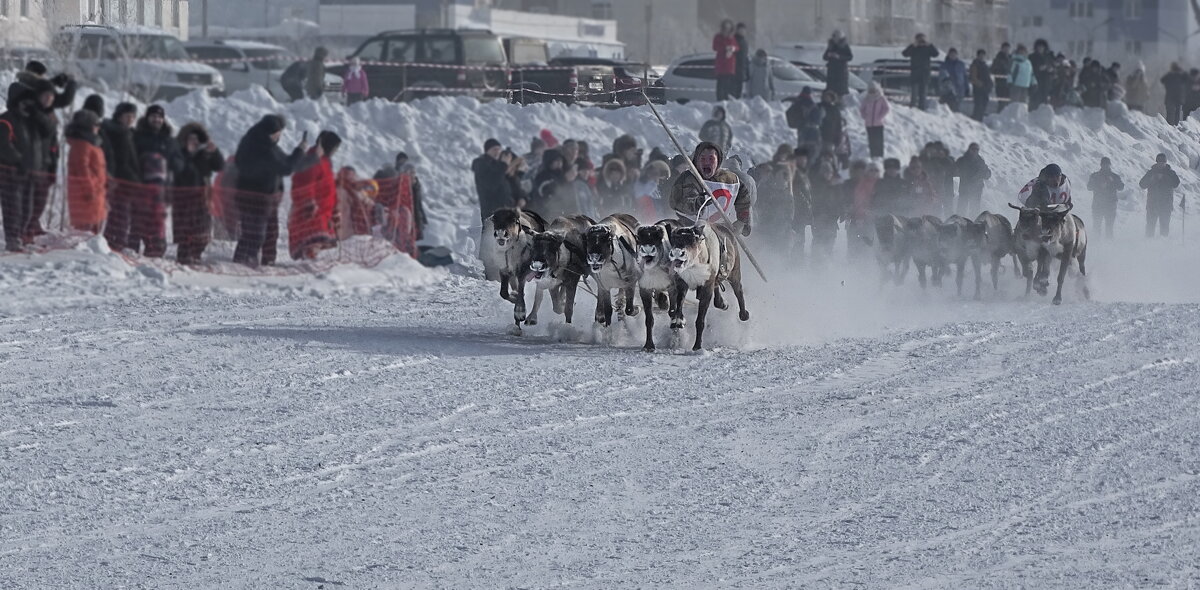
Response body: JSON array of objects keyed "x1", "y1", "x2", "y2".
[{"x1": 867, "y1": 203, "x2": 1088, "y2": 305}]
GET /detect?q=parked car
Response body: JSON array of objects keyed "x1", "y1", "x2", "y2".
[
  {"x1": 551, "y1": 57, "x2": 656, "y2": 106},
  {"x1": 790, "y1": 61, "x2": 867, "y2": 93},
  {"x1": 0, "y1": 46, "x2": 55, "y2": 72},
  {"x1": 661, "y1": 53, "x2": 825, "y2": 103},
  {"x1": 55, "y1": 24, "x2": 224, "y2": 101},
  {"x1": 504, "y1": 37, "x2": 570, "y2": 105},
  {"x1": 184, "y1": 39, "x2": 341, "y2": 99},
  {"x1": 865, "y1": 58, "x2": 941, "y2": 95},
  {"x1": 332, "y1": 28, "x2": 508, "y2": 102}
]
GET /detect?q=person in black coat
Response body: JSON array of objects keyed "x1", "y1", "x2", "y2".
[
  {"x1": 1139, "y1": 153, "x2": 1181, "y2": 238},
  {"x1": 873, "y1": 158, "x2": 913, "y2": 217},
  {"x1": 529, "y1": 148, "x2": 568, "y2": 218},
  {"x1": 7, "y1": 62, "x2": 77, "y2": 243},
  {"x1": 954, "y1": 143, "x2": 991, "y2": 216},
  {"x1": 733, "y1": 23, "x2": 751, "y2": 99},
  {"x1": 902, "y1": 33, "x2": 940, "y2": 109},
  {"x1": 233, "y1": 114, "x2": 313, "y2": 266},
  {"x1": 991, "y1": 42, "x2": 1012, "y2": 104},
  {"x1": 0, "y1": 77, "x2": 55, "y2": 252},
  {"x1": 128, "y1": 104, "x2": 184, "y2": 258},
  {"x1": 818, "y1": 90, "x2": 845, "y2": 167},
  {"x1": 472, "y1": 138, "x2": 514, "y2": 223},
  {"x1": 101, "y1": 103, "x2": 143, "y2": 252},
  {"x1": 1087, "y1": 157, "x2": 1124, "y2": 239},
  {"x1": 823, "y1": 31, "x2": 854, "y2": 96},
  {"x1": 1161, "y1": 63, "x2": 1190, "y2": 126},
  {"x1": 173, "y1": 122, "x2": 225, "y2": 264},
  {"x1": 969, "y1": 49, "x2": 994, "y2": 121},
  {"x1": 1028, "y1": 39, "x2": 1055, "y2": 110}
]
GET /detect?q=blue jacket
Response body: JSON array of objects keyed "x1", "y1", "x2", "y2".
[
  {"x1": 1010, "y1": 54, "x2": 1034, "y2": 89},
  {"x1": 938, "y1": 57, "x2": 968, "y2": 98}
]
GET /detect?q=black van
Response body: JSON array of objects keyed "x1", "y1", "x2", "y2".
[{"x1": 336, "y1": 29, "x2": 509, "y2": 101}]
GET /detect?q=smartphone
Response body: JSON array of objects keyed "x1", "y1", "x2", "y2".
[{"x1": 302, "y1": 131, "x2": 309, "y2": 143}]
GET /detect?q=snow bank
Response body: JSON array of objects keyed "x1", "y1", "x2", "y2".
[
  {"x1": 8, "y1": 69, "x2": 1198, "y2": 254},
  {"x1": 159, "y1": 89, "x2": 1200, "y2": 254}
]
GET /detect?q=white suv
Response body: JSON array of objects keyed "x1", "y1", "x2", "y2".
[
  {"x1": 661, "y1": 53, "x2": 826, "y2": 103},
  {"x1": 183, "y1": 39, "x2": 342, "y2": 99},
  {"x1": 56, "y1": 25, "x2": 224, "y2": 101}
]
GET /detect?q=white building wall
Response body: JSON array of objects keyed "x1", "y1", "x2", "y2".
[{"x1": 0, "y1": 0, "x2": 51, "y2": 48}]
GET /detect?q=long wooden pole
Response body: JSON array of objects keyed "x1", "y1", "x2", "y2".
[{"x1": 640, "y1": 90, "x2": 769, "y2": 282}]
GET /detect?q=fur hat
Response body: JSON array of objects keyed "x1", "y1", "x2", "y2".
[
  {"x1": 145, "y1": 104, "x2": 166, "y2": 118},
  {"x1": 24, "y1": 60, "x2": 47, "y2": 76},
  {"x1": 70, "y1": 109, "x2": 99, "y2": 128},
  {"x1": 484, "y1": 138, "x2": 501, "y2": 152}
]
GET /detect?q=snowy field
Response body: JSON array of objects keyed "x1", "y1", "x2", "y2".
[{"x1": 3, "y1": 79, "x2": 1200, "y2": 587}]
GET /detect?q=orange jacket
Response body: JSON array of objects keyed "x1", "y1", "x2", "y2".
[{"x1": 66, "y1": 137, "x2": 108, "y2": 229}]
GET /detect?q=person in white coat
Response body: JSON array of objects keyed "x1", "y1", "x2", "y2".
[{"x1": 746, "y1": 49, "x2": 775, "y2": 101}]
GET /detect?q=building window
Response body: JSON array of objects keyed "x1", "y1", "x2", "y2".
[
  {"x1": 19, "y1": 0, "x2": 27, "y2": 17},
  {"x1": 1, "y1": 0, "x2": 8, "y2": 17},
  {"x1": 591, "y1": 1, "x2": 612, "y2": 20},
  {"x1": 1125, "y1": 40, "x2": 1142, "y2": 54},
  {"x1": 137, "y1": 0, "x2": 145, "y2": 24},
  {"x1": 172, "y1": 0, "x2": 180, "y2": 27},
  {"x1": 154, "y1": 0, "x2": 162, "y2": 26},
  {"x1": 1124, "y1": 0, "x2": 1142, "y2": 19},
  {"x1": 1068, "y1": 40, "x2": 1094, "y2": 56},
  {"x1": 1068, "y1": 1, "x2": 1094, "y2": 18},
  {"x1": 1022, "y1": 15, "x2": 1044, "y2": 27}
]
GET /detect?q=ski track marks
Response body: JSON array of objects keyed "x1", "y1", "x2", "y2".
[{"x1": 0, "y1": 282, "x2": 1198, "y2": 588}]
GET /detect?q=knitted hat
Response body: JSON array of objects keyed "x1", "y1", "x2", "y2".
[
  {"x1": 484, "y1": 138, "x2": 501, "y2": 152},
  {"x1": 145, "y1": 104, "x2": 166, "y2": 118},
  {"x1": 82, "y1": 94, "x2": 105, "y2": 118},
  {"x1": 114, "y1": 102, "x2": 138, "y2": 119}
]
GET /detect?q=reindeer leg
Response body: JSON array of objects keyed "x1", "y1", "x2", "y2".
[
  {"x1": 916, "y1": 263, "x2": 927, "y2": 289},
  {"x1": 640, "y1": 288, "x2": 656, "y2": 352},
  {"x1": 595, "y1": 288, "x2": 612, "y2": 326},
  {"x1": 499, "y1": 272, "x2": 512, "y2": 302},
  {"x1": 897, "y1": 256, "x2": 910, "y2": 285},
  {"x1": 732, "y1": 278, "x2": 750, "y2": 321},
  {"x1": 563, "y1": 277, "x2": 578, "y2": 324},
  {"x1": 671, "y1": 278, "x2": 687, "y2": 330},
  {"x1": 991, "y1": 254, "x2": 1001, "y2": 291},
  {"x1": 1035, "y1": 250, "x2": 1050, "y2": 296},
  {"x1": 526, "y1": 284, "x2": 543, "y2": 326},
  {"x1": 1053, "y1": 247, "x2": 1072, "y2": 305},
  {"x1": 955, "y1": 261, "x2": 965, "y2": 296},
  {"x1": 1023, "y1": 256, "x2": 1034, "y2": 296},
  {"x1": 624, "y1": 286, "x2": 640, "y2": 317},
  {"x1": 513, "y1": 278, "x2": 528, "y2": 327},
  {"x1": 972, "y1": 256, "x2": 982, "y2": 300},
  {"x1": 693, "y1": 283, "x2": 714, "y2": 351},
  {"x1": 550, "y1": 284, "x2": 564, "y2": 315},
  {"x1": 713, "y1": 283, "x2": 729, "y2": 310},
  {"x1": 1077, "y1": 248, "x2": 1091, "y2": 301}
]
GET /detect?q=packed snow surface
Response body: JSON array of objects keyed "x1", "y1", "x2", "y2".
[{"x1": 2, "y1": 81, "x2": 1200, "y2": 587}]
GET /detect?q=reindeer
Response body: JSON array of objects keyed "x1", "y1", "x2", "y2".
[
  {"x1": 486, "y1": 208, "x2": 548, "y2": 327},
  {"x1": 905, "y1": 215, "x2": 947, "y2": 289},
  {"x1": 974, "y1": 211, "x2": 1019, "y2": 295},
  {"x1": 667, "y1": 223, "x2": 750, "y2": 351},
  {"x1": 583, "y1": 214, "x2": 642, "y2": 327},
  {"x1": 635, "y1": 220, "x2": 681, "y2": 351},
  {"x1": 872, "y1": 214, "x2": 911, "y2": 285},
  {"x1": 526, "y1": 215, "x2": 594, "y2": 326},
  {"x1": 938, "y1": 215, "x2": 988, "y2": 298},
  {"x1": 1008, "y1": 203, "x2": 1089, "y2": 304}
]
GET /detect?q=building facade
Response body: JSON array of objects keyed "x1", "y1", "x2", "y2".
[
  {"x1": 1, "y1": 0, "x2": 51, "y2": 47},
  {"x1": 489, "y1": 0, "x2": 1009, "y2": 64},
  {"x1": 53, "y1": 0, "x2": 190, "y2": 38},
  {"x1": 1009, "y1": 0, "x2": 1200, "y2": 70}
]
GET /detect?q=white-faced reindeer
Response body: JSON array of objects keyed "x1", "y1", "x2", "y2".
[
  {"x1": 1009, "y1": 203, "x2": 1089, "y2": 305},
  {"x1": 583, "y1": 214, "x2": 642, "y2": 327},
  {"x1": 486, "y1": 208, "x2": 548, "y2": 328},
  {"x1": 667, "y1": 222, "x2": 749, "y2": 351},
  {"x1": 526, "y1": 215, "x2": 594, "y2": 326},
  {"x1": 635, "y1": 220, "x2": 680, "y2": 351}
]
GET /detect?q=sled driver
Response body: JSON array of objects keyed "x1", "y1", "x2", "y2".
[
  {"x1": 1017, "y1": 163, "x2": 1072, "y2": 209},
  {"x1": 668, "y1": 141, "x2": 755, "y2": 236}
]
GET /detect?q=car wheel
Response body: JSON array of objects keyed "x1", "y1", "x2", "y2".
[{"x1": 675, "y1": 98, "x2": 690, "y2": 105}]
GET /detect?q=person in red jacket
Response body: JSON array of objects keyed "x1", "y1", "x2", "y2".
[
  {"x1": 288, "y1": 131, "x2": 341, "y2": 260},
  {"x1": 64, "y1": 110, "x2": 107, "y2": 234},
  {"x1": 713, "y1": 19, "x2": 740, "y2": 101}
]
